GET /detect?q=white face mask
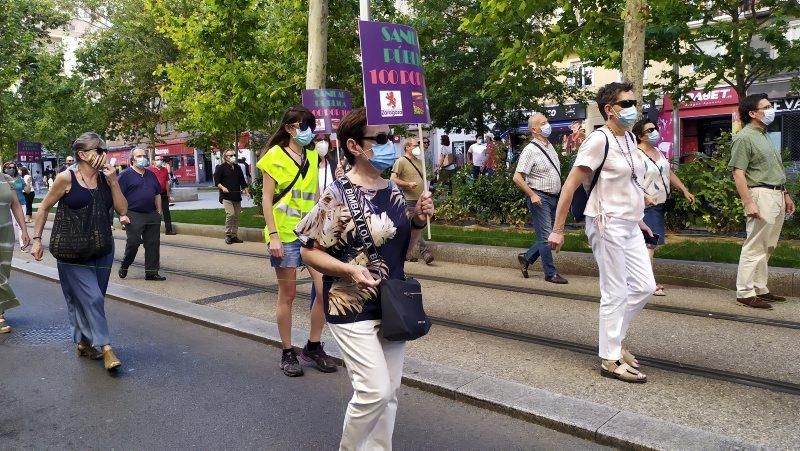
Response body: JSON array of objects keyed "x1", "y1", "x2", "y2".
[
  {"x1": 761, "y1": 108, "x2": 775, "y2": 126},
  {"x1": 412, "y1": 147, "x2": 422, "y2": 158},
  {"x1": 315, "y1": 140, "x2": 329, "y2": 157},
  {"x1": 539, "y1": 123, "x2": 552, "y2": 138}
]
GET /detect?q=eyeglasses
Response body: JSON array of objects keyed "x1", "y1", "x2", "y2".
[
  {"x1": 363, "y1": 132, "x2": 394, "y2": 145},
  {"x1": 290, "y1": 122, "x2": 315, "y2": 132},
  {"x1": 225, "y1": 154, "x2": 236, "y2": 158},
  {"x1": 613, "y1": 100, "x2": 637, "y2": 108}
]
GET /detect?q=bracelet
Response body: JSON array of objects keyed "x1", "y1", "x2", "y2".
[
  {"x1": 411, "y1": 218, "x2": 427, "y2": 229},
  {"x1": 32, "y1": 236, "x2": 41, "y2": 240},
  {"x1": 552, "y1": 225, "x2": 565, "y2": 234},
  {"x1": 269, "y1": 231, "x2": 278, "y2": 236}
]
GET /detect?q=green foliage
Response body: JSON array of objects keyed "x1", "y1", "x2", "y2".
[
  {"x1": 666, "y1": 132, "x2": 744, "y2": 234},
  {"x1": 435, "y1": 167, "x2": 528, "y2": 226}
]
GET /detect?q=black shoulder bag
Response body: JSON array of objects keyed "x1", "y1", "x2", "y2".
[
  {"x1": 50, "y1": 173, "x2": 114, "y2": 263},
  {"x1": 273, "y1": 149, "x2": 310, "y2": 205},
  {"x1": 337, "y1": 176, "x2": 431, "y2": 341},
  {"x1": 569, "y1": 130, "x2": 609, "y2": 222}
]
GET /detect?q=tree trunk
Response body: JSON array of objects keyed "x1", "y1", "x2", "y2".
[
  {"x1": 306, "y1": 0, "x2": 328, "y2": 89},
  {"x1": 622, "y1": 0, "x2": 646, "y2": 115}
]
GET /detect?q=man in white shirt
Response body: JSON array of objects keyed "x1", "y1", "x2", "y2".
[
  {"x1": 512, "y1": 113, "x2": 567, "y2": 284},
  {"x1": 467, "y1": 135, "x2": 487, "y2": 178}
]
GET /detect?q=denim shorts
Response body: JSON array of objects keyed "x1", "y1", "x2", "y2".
[
  {"x1": 270, "y1": 239, "x2": 303, "y2": 268},
  {"x1": 642, "y1": 204, "x2": 666, "y2": 248}
]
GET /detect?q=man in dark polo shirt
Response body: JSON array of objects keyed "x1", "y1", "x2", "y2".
[
  {"x1": 148, "y1": 155, "x2": 176, "y2": 235},
  {"x1": 214, "y1": 148, "x2": 249, "y2": 244},
  {"x1": 729, "y1": 93, "x2": 795, "y2": 309},
  {"x1": 118, "y1": 148, "x2": 166, "y2": 281}
]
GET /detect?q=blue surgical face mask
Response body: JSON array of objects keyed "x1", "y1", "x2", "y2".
[
  {"x1": 647, "y1": 130, "x2": 660, "y2": 145},
  {"x1": 5, "y1": 169, "x2": 15, "y2": 177},
  {"x1": 539, "y1": 123, "x2": 552, "y2": 138},
  {"x1": 368, "y1": 141, "x2": 397, "y2": 171},
  {"x1": 135, "y1": 156, "x2": 149, "y2": 168},
  {"x1": 294, "y1": 127, "x2": 314, "y2": 147},
  {"x1": 616, "y1": 106, "x2": 638, "y2": 127}
]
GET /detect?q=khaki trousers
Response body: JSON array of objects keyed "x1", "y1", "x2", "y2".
[
  {"x1": 736, "y1": 187, "x2": 785, "y2": 298},
  {"x1": 222, "y1": 200, "x2": 241, "y2": 237}
]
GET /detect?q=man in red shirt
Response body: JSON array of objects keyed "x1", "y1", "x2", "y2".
[{"x1": 148, "y1": 155, "x2": 176, "y2": 235}]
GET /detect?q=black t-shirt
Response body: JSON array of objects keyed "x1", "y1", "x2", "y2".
[{"x1": 214, "y1": 163, "x2": 248, "y2": 202}]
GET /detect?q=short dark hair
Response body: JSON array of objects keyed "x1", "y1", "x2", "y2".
[
  {"x1": 632, "y1": 118, "x2": 655, "y2": 144},
  {"x1": 739, "y1": 93, "x2": 769, "y2": 125},
  {"x1": 441, "y1": 134, "x2": 450, "y2": 146},
  {"x1": 337, "y1": 108, "x2": 367, "y2": 165},
  {"x1": 596, "y1": 82, "x2": 634, "y2": 121}
]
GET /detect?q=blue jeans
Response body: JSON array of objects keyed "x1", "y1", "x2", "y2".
[
  {"x1": 56, "y1": 249, "x2": 114, "y2": 348},
  {"x1": 523, "y1": 192, "x2": 558, "y2": 277}
]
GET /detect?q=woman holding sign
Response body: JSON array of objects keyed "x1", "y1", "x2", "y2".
[
  {"x1": 257, "y1": 106, "x2": 337, "y2": 377},
  {"x1": 296, "y1": 108, "x2": 434, "y2": 450}
]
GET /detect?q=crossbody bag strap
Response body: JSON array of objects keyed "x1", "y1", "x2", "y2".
[
  {"x1": 336, "y1": 176, "x2": 381, "y2": 265},
  {"x1": 403, "y1": 156, "x2": 425, "y2": 181},
  {"x1": 272, "y1": 150, "x2": 309, "y2": 205},
  {"x1": 641, "y1": 149, "x2": 670, "y2": 195},
  {"x1": 529, "y1": 141, "x2": 561, "y2": 176}
]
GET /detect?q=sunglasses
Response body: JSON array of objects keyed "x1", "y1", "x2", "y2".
[
  {"x1": 290, "y1": 122, "x2": 316, "y2": 132},
  {"x1": 644, "y1": 126, "x2": 658, "y2": 133},
  {"x1": 363, "y1": 132, "x2": 394, "y2": 145},
  {"x1": 613, "y1": 100, "x2": 637, "y2": 108}
]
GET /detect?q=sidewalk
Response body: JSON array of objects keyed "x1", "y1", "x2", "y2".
[{"x1": 32, "y1": 189, "x2": 254, "y2": 212}]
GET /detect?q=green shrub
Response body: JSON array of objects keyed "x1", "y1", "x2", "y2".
[
  {"x1": 667, "y1": 132, "x2": 745, "y2": 234},
  {"x1": 435, "y1": 166, "x2": 529, "y2": 226}
]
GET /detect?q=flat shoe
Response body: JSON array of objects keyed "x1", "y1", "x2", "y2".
[
  {"x1": 103, "y1": 349, "x2": 122, "y2": 371},
  {"x1": 653, "y1": 287, "x2": 666, "y2": 296},
  {"x1": 600, "y1": 359, "x2": 647, "y2": 383},
  {"x1": 77, "y1": 342, "x2": 104, "y2": 360}
]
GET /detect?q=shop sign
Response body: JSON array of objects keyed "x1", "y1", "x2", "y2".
[
  {"x1": 543, "y1": 103, "x2": 586, "y2": 122},
  {"x1": 665, "y1": 87, "x2": 739, "y2": 110},
  {"x1": 773, "y1": 97, "x2": 800, "y2": 114},
  {"x1": 16, "y1": 141, "x2": 42, "y2": 162},
  {"x1": 359, "y1": 20, "x2": 431, "y2": 125},
  {"x1": 301, "y1": 89, "x2": 352, "y2": 134},
  {"x1": 155, "y1": 148, "x2": 170, "y2": 155}
]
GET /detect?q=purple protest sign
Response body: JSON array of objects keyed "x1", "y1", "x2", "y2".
[
  {"x1": 301, "y1": 89, "x2": 352, "y2": 134},
  {"x1": 358, "y1": 20, "x2": 431, "y2": 126},
  {"x1": 16, "y1": 141, "x2": 42, "y2": 162}
]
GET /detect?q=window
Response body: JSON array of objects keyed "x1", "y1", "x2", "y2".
[
  {"x1": 568, "y1": 61, "x2": 593, "y2": 88},
  {"x1": 187, "y1": 156, "x2": 195, "y2": 167}
]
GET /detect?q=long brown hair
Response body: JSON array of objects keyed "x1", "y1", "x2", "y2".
[{"x1": 262, "y1": 106, "x2": 316, "y2": 157}]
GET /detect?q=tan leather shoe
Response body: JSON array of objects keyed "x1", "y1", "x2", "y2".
[
  {"x1": 77, "y1": 342, "x2": 104, "y2": 360},
  {"x1": 103, "y1": 348, "x2": 122, "y2": 371}
]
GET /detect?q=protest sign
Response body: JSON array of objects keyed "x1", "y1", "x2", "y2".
[{"x1": 301, "y1": 89, "x2": 352, "y2": 134}]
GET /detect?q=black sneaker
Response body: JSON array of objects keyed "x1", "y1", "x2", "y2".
[
  {"x1": 301, "y1": 343, "x2": 338, "y2": 373},
  {"x1": 280, "y1": 349, "x2": 304, "y2": 377},
  {"x1": 231, "y1": 237, "x2": 244, "y2": 244},
  {"x1": 517, "y1": 253, "x2": 529, "y2": 279},
  {"x1": 118, "y1": 266, "x2": 128, "y2": 279},
  {"x1": 421, "y1": 249, "x2": 434, "y2": 265},
  {"x1": 224, "y1": 236, "x2": 233, "y2": 245}
]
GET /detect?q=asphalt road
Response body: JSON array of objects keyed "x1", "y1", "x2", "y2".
[{"x1": 0, "y1": 272, "x2": 606, "y2": 450}]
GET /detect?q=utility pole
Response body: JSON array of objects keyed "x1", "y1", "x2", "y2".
[
  {"x1": 306, "y1": 0, "x2": 329, "y2": 89},
  {"x1": 360, "y1": 0, "x2": 370, "y2": 21}
]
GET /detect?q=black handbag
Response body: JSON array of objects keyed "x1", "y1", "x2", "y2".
[
  {"x1": 49, "y1": 173, "x2": 114, "y2": 263},
  {"x1": 569, "y1": 131, "x2": 609, "y2": 221},
  {"x1": 337, "y1": 176, "x2": 432, "y2": 341}
]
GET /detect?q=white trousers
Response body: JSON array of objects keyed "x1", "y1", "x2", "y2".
[
  {"x1": 736, "y1": 187, "x2": 785, "y2": 298},
  {"x1": 329, "y1": 320, "x2": 406, "y2": 451},
  {"x1": 586, "y1": 217, "x2": 656, "y2": 361}
]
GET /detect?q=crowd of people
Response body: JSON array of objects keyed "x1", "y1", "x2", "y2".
[{"x1": 0, "y1": 82, "x2": 793, "y2": 449}]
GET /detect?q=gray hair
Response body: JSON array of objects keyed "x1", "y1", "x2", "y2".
[
  {"x1": 72, "y1": 132, "x2": 106, "y2": 156},
  {"x1": 528, "y1": 112, "x2": 546, "y2": 129},
  {"x1": 130, "y1": 147, "x2": 148, "y2": 163}
]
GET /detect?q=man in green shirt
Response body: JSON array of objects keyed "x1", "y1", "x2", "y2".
[{"x1": 728, "y1": 93, "x2": 796, "y2": 309}]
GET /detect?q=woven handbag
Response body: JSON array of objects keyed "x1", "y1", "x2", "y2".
[{"x1": 49, "y1": 174, "x2": 114, "y2": 263}]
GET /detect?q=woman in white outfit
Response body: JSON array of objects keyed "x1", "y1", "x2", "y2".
[{"x1": 548, "y1": 82, "x2": 655, "y2": 383}]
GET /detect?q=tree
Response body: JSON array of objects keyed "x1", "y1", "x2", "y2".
[
  {"x1": 75, "y1": 0, "x2": 180, "y2": 144},
  {"x1": 658, "y1": 0, "x2": 800, "y2": 100},
  {"x1": 0, "y1": 0, "x2": 68, "y2": 158},
  {"x1": 306, "y1": 0, "x2": 328, "y2": 89},
  {"x1": 622, "y1": 0, "x2": 647, "y2": 112}
]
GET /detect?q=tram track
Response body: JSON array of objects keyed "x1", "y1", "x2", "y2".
[
  {"x1": 135, "y1": 238, "x2": 800, "y2": 331},
  {"x1": 117, "y1": 258, "x2": 800, "y2": 396}
]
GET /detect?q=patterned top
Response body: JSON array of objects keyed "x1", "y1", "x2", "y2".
[
  {"x1": 295, "y1": 180, "x2": 410, "y2": 324},
  {"x1": 515, "y1": 139, "x2": 562, "y2": 195}
]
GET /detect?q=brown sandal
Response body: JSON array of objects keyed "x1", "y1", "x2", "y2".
[
  {"x1": 0, "y1": 317, "x2": 10, "y2": 334},
  {"x1": 601, "y1": 359, "x2": 647, "y2": 383}
]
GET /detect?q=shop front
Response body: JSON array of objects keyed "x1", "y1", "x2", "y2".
[
  {"x1": 155, "y1": 141, "x2": 207, "y2": 184},
  {"x1": 659, "y1": 86, "x2": 739, "y2": 162}
]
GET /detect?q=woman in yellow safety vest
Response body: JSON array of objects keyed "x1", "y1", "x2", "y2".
[{"x1": 257, "y1": 106, "x2": 336, "y2": 377}]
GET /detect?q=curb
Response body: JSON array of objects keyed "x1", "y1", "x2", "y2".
[
  {"x1": 11, "y1": 259, "x2": 756, "y2": 450},
  {"x1": 162, "y1": 221, "x2": 800, "y2": 297}
]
